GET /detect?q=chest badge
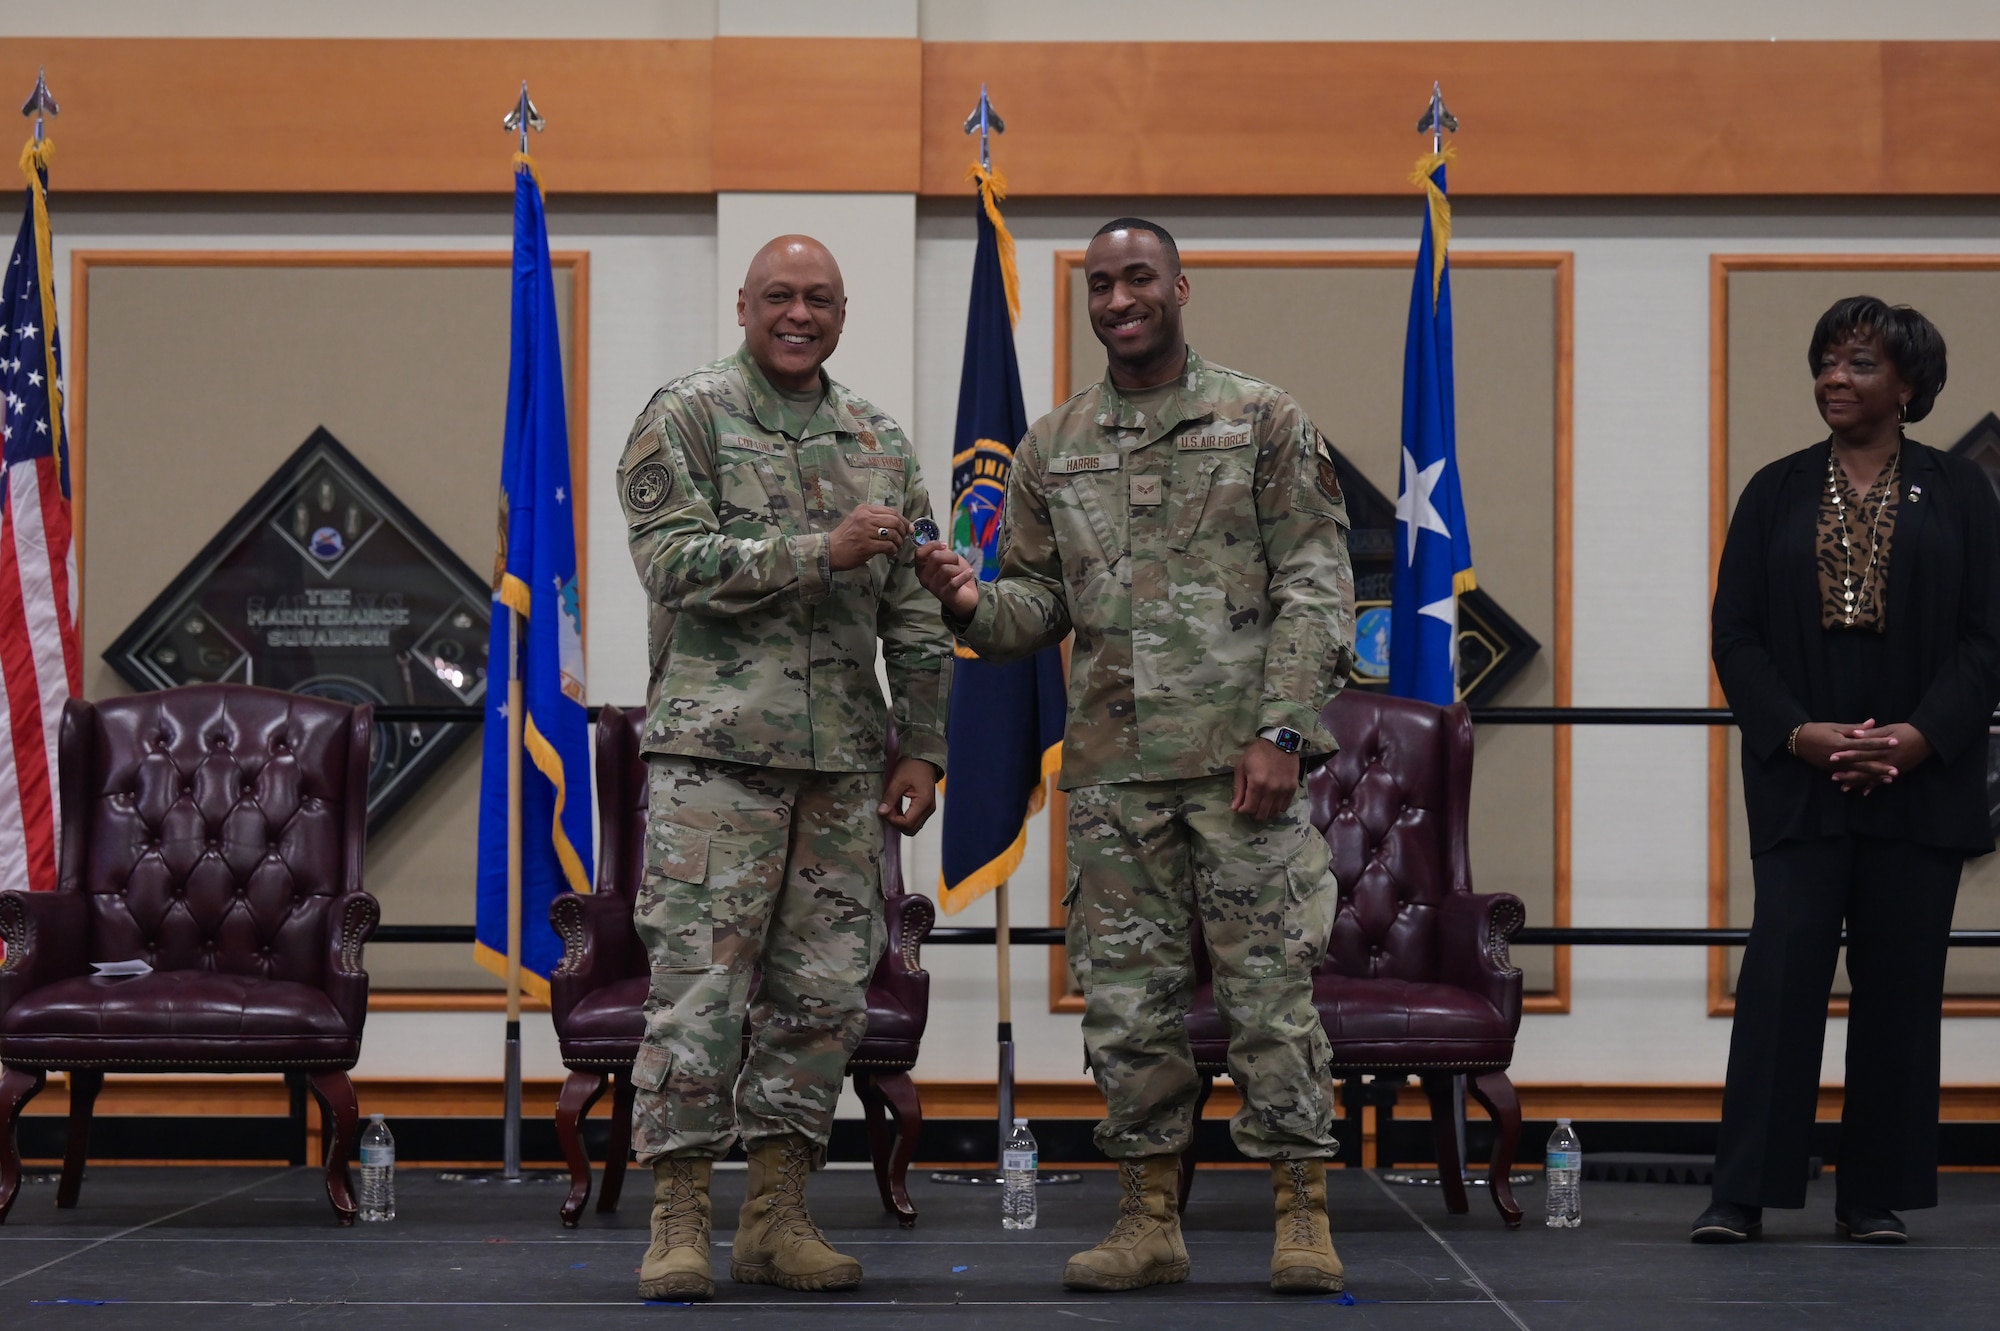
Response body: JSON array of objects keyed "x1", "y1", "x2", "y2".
[
  {"x1": 1131, "y1": 474, "x2": 1164, "y2": 507},
  {"x1": 1908, "y1": 483, "x2": 1922, "y2": 503}
]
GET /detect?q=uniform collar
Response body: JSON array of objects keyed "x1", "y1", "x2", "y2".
[
  {"x1": 732, "y1": 344, "x2": 856, "y2": 443},
  {"x1": 1093, "y1": 347, "x2": 1217, "y2": 449}
]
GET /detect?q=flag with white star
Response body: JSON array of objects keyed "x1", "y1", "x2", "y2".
[
  {"x1": 474, "y1": 155, "x2": 592, "y2": 995},
  {"x1": 0, "y1": 139, "x2": 82, "y2": 908},
  {"x1": 1390, "y1": 147, "x2": 1475, "y2": 705}
]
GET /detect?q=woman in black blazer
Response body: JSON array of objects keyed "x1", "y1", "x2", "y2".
[{"x1": 1697, "y1": 297, "x2": 2000, "y2": 1246}]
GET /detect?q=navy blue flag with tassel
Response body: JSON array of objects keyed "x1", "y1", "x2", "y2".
[{"x1": 939, "y1": 164, "x2": 1066, "y2": 913}]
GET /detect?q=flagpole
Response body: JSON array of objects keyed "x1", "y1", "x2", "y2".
[
  {"x1": 994, "y1": 879, "x2": 1014, "y2": 1160},
  {"x1": 503, "y1": 603, "x2": 524, "y2": 1180},
  {"x1": 497, "y1": 80, "x2": 543, "y2": 1185}
]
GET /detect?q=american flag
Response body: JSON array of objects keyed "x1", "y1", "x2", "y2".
[{"x1": 0, "y1": 146, "x2": 81, "y2": 903}]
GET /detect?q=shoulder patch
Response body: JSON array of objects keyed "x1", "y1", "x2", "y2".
[
  {"x1": 624, "y1": 460, "x2": 673, "y2": 515},
  {"x1": 1313, "y1": 432, "x2": 1343, "y2": 503}
]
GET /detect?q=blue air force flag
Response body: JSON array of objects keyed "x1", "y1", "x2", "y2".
[
  {"x1": 1390, "y1": 149, "x2": 1476, "y2": 705},
  {"x1": 939, "y1": 165, "x2": 1066, "y2": 914},
  {"x1": 476, "y1": 157, "x2": 593, "y2": 994}
]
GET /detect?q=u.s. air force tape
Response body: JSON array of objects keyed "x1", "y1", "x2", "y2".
[{"x1": 625, "y1": 461, "x2": 672, "y2": 514}]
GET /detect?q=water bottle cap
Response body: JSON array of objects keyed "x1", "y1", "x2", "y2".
[
  {"x1": 1556, "y1": 1117, "x2": 1571, "y2": 1126},
  {"x1": 1013, "y1": 1117, "x2": 1028, "y2": 1126},
  {"x1": 370, "y1": 1113, "x2": 385, "y2": 1123}
]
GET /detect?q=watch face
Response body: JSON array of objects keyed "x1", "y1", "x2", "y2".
[{"x1": 1275, "y1": 728, "x2": 1303, "y2": 754}]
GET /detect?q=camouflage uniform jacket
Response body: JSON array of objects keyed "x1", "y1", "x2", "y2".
[
  {"x1": 957, "y1": 349, "x2": 1355, "y2": 790},
  {"x1": 617, "y1": 346, "x2": 952, "y2": 773}
]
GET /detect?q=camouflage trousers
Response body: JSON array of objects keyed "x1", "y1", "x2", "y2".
[
  {"x1": 1065, "y1": 773, "x2": 1340, "y2": 1161},
  {"x1": 630, "y1": 756, "x2": 884, "y2": 1166}
]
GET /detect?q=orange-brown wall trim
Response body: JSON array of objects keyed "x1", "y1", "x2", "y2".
[
  {"x1": 712, "y1": 37, "x2": 920, "y2": 192},
  {"x1": 0, "y1": 38, "x2": 713, "y2": 194},
  {"x1": 7, "y1": 38, "x2": 2000, "y2": 197}
]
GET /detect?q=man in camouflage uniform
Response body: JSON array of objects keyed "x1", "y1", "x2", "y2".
[
  {"x1": 618, "y1": 235, "x2": 952, "y2": 1302},
  {"x1": 916, "y1": 218, "x2": 1356, "y2": 1295}
]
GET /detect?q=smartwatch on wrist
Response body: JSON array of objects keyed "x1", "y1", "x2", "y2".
[{"x1": 1263, "y1": 726, "x2": 1304, "y2": 755}]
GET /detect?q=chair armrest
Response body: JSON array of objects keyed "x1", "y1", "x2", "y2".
[
  {"x1": 869, "y1": 891, "x2": 934, "y2": 1040},
  {"x1": 550, "y1": 889, "x2": 637, "y2": 1030},
  {"x1": 883, "y1": 891, "x2": 934, "y2": 978},
  {"x1": 324, "y1": 892, "x2": 380, "y2": 1034},
  {"x1": 1438, "y1": 891, "x2": 1525, "y2": 1034},
  {"x1": 0, "y1": 889, "x2": 88, "y2": 1018}
]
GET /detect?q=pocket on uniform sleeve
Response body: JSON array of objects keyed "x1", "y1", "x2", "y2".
[{"x1": 654, "y1": 820, "x2": 710, "y2": 884}]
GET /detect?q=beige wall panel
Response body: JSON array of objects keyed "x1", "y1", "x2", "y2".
[
  {"x1": 1066, "y1": 260, "x2": 1561, "y2": 990},
  {"x1": 1722, "y1": 266, "x2": 2000, "y2": 998},
  {"x1": 78, "y1": 261, "x2": 574, "y2": 991}
]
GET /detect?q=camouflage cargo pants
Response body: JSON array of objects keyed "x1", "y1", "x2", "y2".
[
  {"x1": 630, "y1": 756, "x2": 884, "y2": 1165},
  {"x1": 1065, "y1": 773, "x2": 1340, "y2": 1161}
]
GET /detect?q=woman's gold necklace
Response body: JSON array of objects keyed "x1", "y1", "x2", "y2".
[{"x1": 1828, "y1": 446, "x2": 1899, "y2": 627}]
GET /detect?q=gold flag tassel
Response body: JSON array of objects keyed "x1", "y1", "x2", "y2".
[
  {"x1": 18, "y1": 137, "x2": 65, "y2": 484},
  {"x1": 966, "y1": 161, "x2": 1020, "y2": 328},
  {"x1": 1409, "y1": 144, "x2": 1456, "y2": 306}
]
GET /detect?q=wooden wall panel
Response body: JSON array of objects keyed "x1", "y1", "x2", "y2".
[
  {"x1": 3, "y1": 38, "x2": 1999, "y2": 196},
  {"x1": 0, "y1": 38, "x2": 712, "y2": 194},
  {"x1": 711, "y1": 37, "x2": 921, "y2": 192},
  {"x1": 922, "y1": 41, "x2": 1921, "y2": 197}
]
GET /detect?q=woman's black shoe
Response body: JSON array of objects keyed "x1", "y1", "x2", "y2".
[
  {"x1": 1835, "y1": 1206, "x2": 1908, "y2": 1244},
  {"x1": 1690, "y1": 1202, "x2": 1763, "y2": 1243}
]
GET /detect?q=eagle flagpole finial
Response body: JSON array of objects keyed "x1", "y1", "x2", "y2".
[
  {"x1": 963, "y1": 84, "x2": 1005, "y2": 172},
  {"x1": 503, "y1": 81, "x2": 545, "y2": 155},
  {"x1": 21, "y1": 68, "x2": 58, "y2": 147},
  {"x1": 1416, "y1": 81, "x2": 1457, "y2": 155}
]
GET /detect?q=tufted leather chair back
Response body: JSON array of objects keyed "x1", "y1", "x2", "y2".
[
  {"x1": 57, "y1": 685, "x2": 373, "y2": 988},
  {"x1": 1307, "y1": 691, "x2": 1473, "y2": 984}
]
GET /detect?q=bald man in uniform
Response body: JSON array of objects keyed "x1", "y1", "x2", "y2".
[{"x1": 615, "y1": 236, "x2": 953, "y2": 1302}]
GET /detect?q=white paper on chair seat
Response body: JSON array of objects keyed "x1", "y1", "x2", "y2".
[{"x1": 90, "y1": 959, "x2": 153, "y2": 977}]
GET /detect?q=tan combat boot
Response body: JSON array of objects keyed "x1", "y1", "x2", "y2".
[
  {"x1": 637, "y1": 1157, "x2": 714, "y2": 1302},
  {"x1": 1062, "y1": 1156, "x2": 1191, "y2": 1292},
  {"x1": 1270, "y1": 1159, "x2": 1345, "y2": 1294},
  {"x1": 730, "y1": 1135, "x2": 863, "y2": 1291}
]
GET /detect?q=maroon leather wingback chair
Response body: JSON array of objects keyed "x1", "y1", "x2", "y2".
[
  {"x1": 0, "y1": 685, "x2": 380, "y2": 1225},
  {"x1": 549, "y1": 705, "x2": 934, "y2": 1228},
  {"x1": 1182, "y1": 691, "x2": 1527, "y2": 1225}
]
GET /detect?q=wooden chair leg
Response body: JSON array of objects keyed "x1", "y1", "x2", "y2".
[
  {"x1": 597, "y1": 1072, "x2": 636, "y2": 1214},
  {"x1": 57, "y1": 1071, "x2": 103, "y2": 1210},
  {"x1": 1467, "y1": 1070, "x2": 1524, "y2": 1228},
  {"x1": 869, "y1": 1070, "x2": 923, "y2": 1228},
  {"x1": 286, "y1": 1074, "x2": 309, "y2": 1167},
  {"x1": 0, "y1": 1065, "x2": 47, "y2": 1225},
  {"x1": 306, "y1": 1071, "x2": 360, "y2": 1226},
  {"x1": 853, "y1": 1071, "x2": 898, "y2": 1217},
  {"x1": 1177, "y1": 1073, "x2": 1215, "y2": 1216},
  {"x1": 1338, "y1": 1078, "x2": 1366, "y2": 1168},
  {"x1": 1419, "y1": 1074, "x2": 1470, "y2": 1216},
  {"x1": 555, "y1": 1070, "x2": 609, "y2": 1228}
]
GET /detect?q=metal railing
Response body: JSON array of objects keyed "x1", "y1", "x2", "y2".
[{"x1": 366, "y1": 703, "x2": 2000, "y2": 950}]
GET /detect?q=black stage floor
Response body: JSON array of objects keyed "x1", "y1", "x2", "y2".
[{"x1": 1, "y1": 1164, "x2": 1994, "y2": 1328}]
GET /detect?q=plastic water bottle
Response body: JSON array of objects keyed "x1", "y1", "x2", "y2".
[
  {"x1": 1544, "y1": 1118, "x2": 1581, "y2": 1228},
  {"x1": 1001, "y1": 1118, "x2": 1038, "y2": 1230},
  {"x1": 359, "y1": 1114, "x2": 396, "y2": 1222}
]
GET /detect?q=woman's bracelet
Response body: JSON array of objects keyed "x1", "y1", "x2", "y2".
[{"x1": 1787, "y1": 723, "x2": 1805, "y2": 756}]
